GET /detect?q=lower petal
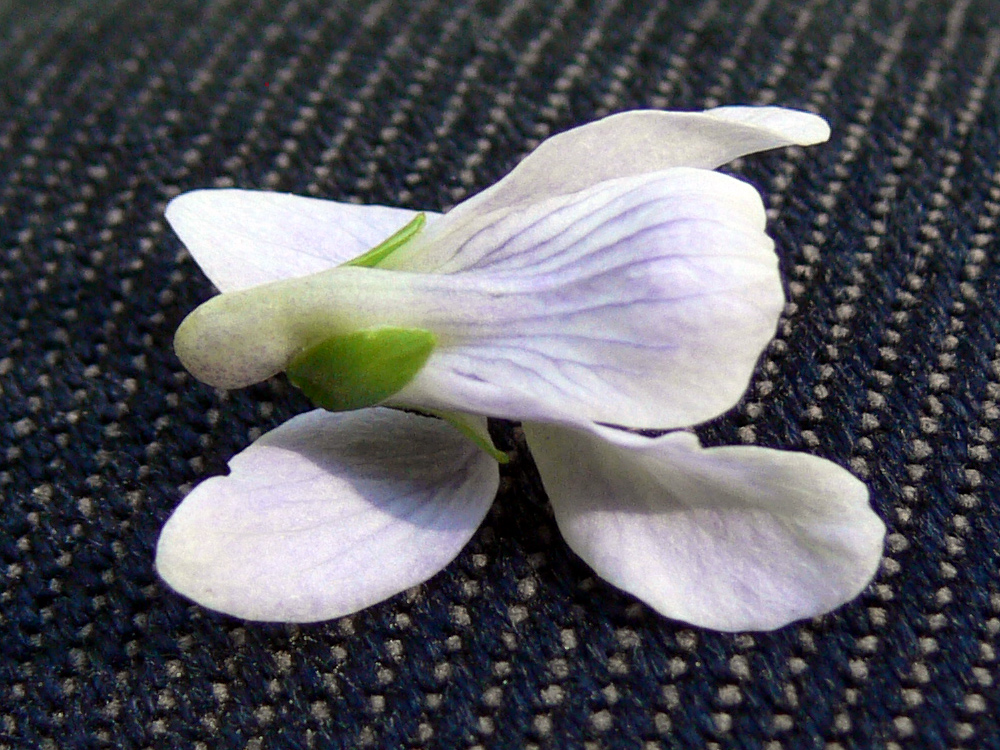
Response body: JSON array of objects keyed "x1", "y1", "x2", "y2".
[
  {"x1": 523, "y1": 423, "x2": 885, "y2": 631},
  {"x1": 156, "y1": 408, "x2": 499, "y2": 622}
]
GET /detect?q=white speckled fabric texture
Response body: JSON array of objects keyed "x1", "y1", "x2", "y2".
[{"x1": 1, "y1": 1, "x2": 998, "y2": 747}]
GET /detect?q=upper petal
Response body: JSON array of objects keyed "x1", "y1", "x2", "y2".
[
  {"x1": 523, "y1": 423, "x2": 885, "y2": 631},
  {"x1": 386, "y1": 106, "x2": 827, "y2": 271},
  {"x1": 166, "y1": 189, "x2": 432, "y2": 292},
  {"x1": 155, "y1": 408, "x2": 498, "y2": 622}
]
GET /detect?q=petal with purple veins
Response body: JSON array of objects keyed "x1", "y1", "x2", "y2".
[
  {"x1": 385, "y1": 106, "x2": 828, "y2": 271},
  {"x1": 392, "y1": 168, "x2": 783, "y2": 428},
  {"x1": 174, "y1": 169, "x2": 783, "y2": 428},
  {"x1": 155, "y1": 408, "x2": 498, "y2": 622},
  {"x1": 523, "y1": 422, "x2": 885, "y2": 631}
]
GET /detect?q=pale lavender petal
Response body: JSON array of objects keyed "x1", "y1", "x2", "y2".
[
  {"x1": 391, "y1": 168, "x2": 783, "y2": 428},
  {"x1": 174, "y1": 170, "x2": 782, "y2": 427},
  {"x1": 386, "y1": 106, "x2": 828, "y2": 271},
  {"x1": 166, "y1": 189, "x2": 434, "y2": 291},
  {"x1": 523, "y1": 423, "x2": 885, "y2": 631},
  {"x1": 155, "y1": 408, "x2": 498, "y2": 622}
]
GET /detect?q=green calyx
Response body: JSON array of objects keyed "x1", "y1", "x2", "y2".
[
  {"x1": 284, "y1": 216, "x2": 433, "y2": 410},
  {"x1": 286, "y1": 327, "x2": 437, "y2": 412},
  {"x1": 423, "y1": 409, "x2": 510, "y2": 464},
  {"x1": 343, "y1": 212, "x2": 426, "y2": 269}
]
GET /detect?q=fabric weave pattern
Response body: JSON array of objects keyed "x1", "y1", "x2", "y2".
[{"x1": 1, "y1": 1, "x2": 999, "y2": 748}]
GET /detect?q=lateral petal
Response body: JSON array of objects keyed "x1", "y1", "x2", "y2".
[
  {"x1": 523, "y1": 423, "x2": 885, "y2": 631},
  {"x1": 155, "y1": 408, "x2": 498, "y2": 622},
  {"x1": 392, "y1": 168, "x2": 783, "y2": 428},
  {"x1": 166, "y1": 189, "x2": 431, "y2": 291}
]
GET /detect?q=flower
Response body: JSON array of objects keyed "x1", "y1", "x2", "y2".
[{"x1": 155, "y1": 107, "x2": 885, "y2": 631}]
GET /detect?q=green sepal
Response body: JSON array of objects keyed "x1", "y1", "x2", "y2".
[
  {"x1": 423, "y1": 409, "x2": 510, "y2": 464},
  {"x1": 343, "y1": 213, "x2": 426, "y2": 268},
  {"x1": 287, "y1": 327, "x2": 437, "y2": 412}
]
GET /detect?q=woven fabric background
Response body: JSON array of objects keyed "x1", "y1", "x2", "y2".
[{"x1": 2, "y1": 0, "x2": 1000, "y2": 748}]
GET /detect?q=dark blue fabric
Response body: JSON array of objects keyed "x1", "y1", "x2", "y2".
[{"x1": 2, "y1": 0, "x2": 1000, "y2": 747}]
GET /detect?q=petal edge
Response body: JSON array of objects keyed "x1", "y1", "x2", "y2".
[
  {"x1": 524, "y1": 423, "x2": 884, "y2": 631},
  {"x1": 423, "y1": 106, "x2": 829, "y2": 238},
  {"x1": 166, "y1": 189, "x2": 430, "y2": 291},
  {"x1": 156, "y1": 408, "x2": 499, "y2": 622}
]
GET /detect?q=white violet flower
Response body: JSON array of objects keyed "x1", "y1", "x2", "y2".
[{"x1": 156, "y1": 106, "x2": 885, "y2": 631}]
